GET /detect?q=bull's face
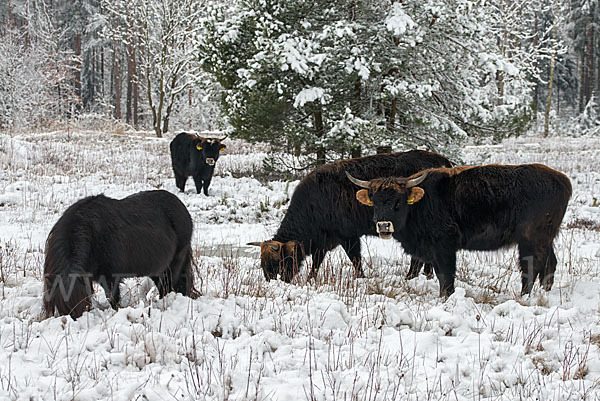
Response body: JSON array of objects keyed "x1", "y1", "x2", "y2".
[
  {"x1": 195, "y1": 138, "x2": 226, "y2": 167},
  {"x1": 247, "y1": 240, "x2": 300, "y2": 282},
  {"x1": 346, "y1": 171, "x2": 427, "y2": 239}
]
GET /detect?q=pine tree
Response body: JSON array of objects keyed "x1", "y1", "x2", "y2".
[{"x1": 201, "y1": 0, "x2": 537, "y2": 165}]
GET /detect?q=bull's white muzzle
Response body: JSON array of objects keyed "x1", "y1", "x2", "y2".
[
  {"x1": 206, "y1": 158, "x2": 215, "y2": 166},
  {"x1": 376, "y1": 221, "x2": 394, "y2": 239}
]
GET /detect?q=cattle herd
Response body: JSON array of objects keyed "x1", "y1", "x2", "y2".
[{"x1": 42, "y1": 132, "x2": 572, "y2": 319}]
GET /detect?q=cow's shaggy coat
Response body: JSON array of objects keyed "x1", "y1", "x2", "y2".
[
  {"x1": 43, "y1": 190, "x2": 196, "y2": 319},
  {"x1": 354, "y1": 164, "x2": 572, "y2": 296}
]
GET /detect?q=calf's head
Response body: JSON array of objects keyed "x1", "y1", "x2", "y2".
[
  {"x1": 346, "y1": 171, "x2": 428, "y2": 239},
  {"x1": 247, "y1": 240, "x2": 301, "y2": 282},
  {"x1": 194, "y1": 137, "x2": 226, "y2": 166}
]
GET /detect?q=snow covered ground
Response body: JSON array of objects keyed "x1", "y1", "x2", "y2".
[{"x1": 0, "y1": 130, "x2": 599, "y2": 400}]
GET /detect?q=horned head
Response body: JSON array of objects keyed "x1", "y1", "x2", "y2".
[
  {"x1": 195, "y1": 136, "x2": 226, "y2": 166},
  {"x1": 247, "y1": 240, "x2": 301, "y2": 282},
  {"x1": 346, "y1": 170, "x2": 429, "y2": 239}
]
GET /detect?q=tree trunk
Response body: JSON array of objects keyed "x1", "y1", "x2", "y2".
[
  {"x1": 73, "y1": 33, "x2": 82, "y2": 111},
  {"x1": 133, "y1": 50, "x2": 139, "y2": 129},
  {"x1": 544, "y1": 3, "x2": 559, "y2": 138},
  {"x1": 544, "y1": 56, "x2": 556, "y2": 137},
  {"x1": 101, "y1": 48, "x2": 105, "y2": 98},
  {"x1": 387, "y1": 97, "x2": 397, "y2": 134},
  {"x1": 579, "y1": 49, "x2": 585, "y2": 113},
  {"x1": 113, "y1": 38, "x2": 121, "y2": 119},
  {"x1": 584, "y1": 25, "x2": 594, "y2": 106},
  {"x1": 313, "y1": 109, "x2": 326, "y2": 165},
  {"x1": 533, "y1": 13, "x2": 539, "y2": 112},
  {"x1": 126, "y1": 39, "x2": 135, "y2": 124}
]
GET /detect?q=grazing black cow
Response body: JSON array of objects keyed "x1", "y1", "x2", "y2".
[
  {"x1": 348, "y1": 164, "x2": 572, "y2": 296},
  {"x1": 248, "y1": 150, "x2": 452, "y2": 282},
  {"x1": 170, "y1": 133, "x2": 226, "y2": 195},
  {"x1": 43, "y1": 190, "x2": 197, "y2": 319}
]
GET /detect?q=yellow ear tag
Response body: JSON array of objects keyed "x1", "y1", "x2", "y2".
[
  {"x1": 196, "y1": 143, "x2": 202, "y2": 150},
  {"x1": 356, "y1": 189, "x2": 373, "y2": 206},
  {"x1": 220, "y1": 146, "x2": 225, "y2": 151},
  {"x1": 406, "y1": 187, "x2": 425, "y2": 205}
]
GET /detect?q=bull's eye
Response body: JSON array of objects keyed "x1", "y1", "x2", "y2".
[{"x1": 394, "y1": 199, "x2": 403, "y2": 211}]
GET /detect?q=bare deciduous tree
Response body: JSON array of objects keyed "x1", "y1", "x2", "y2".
[{"x1": 104, "y1": 0, "x2": 202, "y2": 137}]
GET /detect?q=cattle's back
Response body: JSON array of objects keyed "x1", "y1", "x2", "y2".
[
  {"x1": 170, "y1": 133, "x2": 198, "y2": 173},
  {"x1": 451, "y1": 164, "x2": 571, "y2": 213},
  {"x1": 429, "y1": 164, "x2": 572, "y2": 249},
  {"x1": 276, "y1": 151, "x2": 451, "y2": 241}
]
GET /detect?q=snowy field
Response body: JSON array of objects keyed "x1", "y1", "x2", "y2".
[{"x1": 0, "y1": 130, "x2": 600, "y2": 401}]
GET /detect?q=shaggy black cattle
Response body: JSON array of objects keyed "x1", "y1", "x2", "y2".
[
  {"x1": 348, "y1": 164, "x2": 572, "y2": 296},
  {"x1": 248, "y1": 150, "x2": 451, "y2": 282},
  {"x1": 43, "y1": 190, "x2": 196, "y2": 319},
  {"x1": 170, "y1": 133, "x2": 226, "y2": 195}
]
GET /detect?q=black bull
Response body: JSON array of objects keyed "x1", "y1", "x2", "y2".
[
  {"x1": 349, "y1": 164, "x2": 572, "y2": 296},
  {"x1": 43, "y1": 190, "x2": 197, "y2": 319},
  {"x1": 170, "y1": 132, "x2": 226, "y2": 195},
  {"x1": 248, "y1": 150, "x2": 452, "y2": 282}
]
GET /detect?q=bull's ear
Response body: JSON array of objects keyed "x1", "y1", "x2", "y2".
[
  {"x1": 407, "y1": 187, "x2": 425, "y2": 205},
  {"x1": 284, "y1": 241, "x2": 300, "y2": 257},
  {"x1": 356, "y1": 189, "x2": 373, "y2": 206},
  {"x1": 219, "y1": 144, "x2": 226, "y2": 151}
]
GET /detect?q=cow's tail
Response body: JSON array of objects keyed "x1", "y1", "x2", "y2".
[{"x1": 43, "y1": 231, "x2": 92, "y2": 319}]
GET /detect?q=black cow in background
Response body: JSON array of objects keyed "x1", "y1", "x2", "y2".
[
  {"x1": 170, "y1": 133, "x2": 226, "y2": 195},
  {"x1": 248, "y1": 150, "x2": 452, "y2": 283},
  {"x1": 348, "y1": 164, "x2": 572, "y2": 297}
]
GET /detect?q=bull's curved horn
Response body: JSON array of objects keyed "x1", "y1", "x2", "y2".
[
  {"x1": 406, "y1": 171, "x2": 429, "y2": 188},
  {"x1": 246, "y1": 241, "x2": 281, "y2": 251},
  {"x1": 219, "y1": 133, "x2": 228, "y2": 141},
  {"x1": 345, "y1": 171, "x2": 371, "y2": 189},
  {"x1": 267, "y1": 242, "x2": 281, "y2": 251}
]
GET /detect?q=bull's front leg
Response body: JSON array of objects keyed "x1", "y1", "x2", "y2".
[
  {"x1": 341, "y1": 238, "x2": 364, "y2": 278},
  {"x1": 308, "y1": 249, "x2": 327, "y2": 281},
  {"x1": 406, "y1": 257, "x2": 423, "y2": 279},
  {"x1": 192, "y1": 175, "x2": 204, "y2": 194},
  {"x1": 433, "y1": 250, "x2": 456, "y2": 297},
  {"x1": 202, "y1": 176, "x2": 212, "y2": 196}
]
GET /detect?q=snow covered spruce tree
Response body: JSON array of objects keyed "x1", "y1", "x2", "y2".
[{"x1": 201, "y1": 0, "x2": 535, "y2": 165}]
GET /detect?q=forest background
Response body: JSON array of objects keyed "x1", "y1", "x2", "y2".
[{"x1": 1, "y1": 0, "x2": 599, "y2": 169}]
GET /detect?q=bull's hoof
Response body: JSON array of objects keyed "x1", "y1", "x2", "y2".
[
  {"x1": 405, "y1": 271, "x2": 418, "y2": 280},
  {"x1": 423, "y1": 264, "x2": 434, "y2": 279},
  {"x1": 439, "y1": 286, "x2": 455, "y2": 298}
]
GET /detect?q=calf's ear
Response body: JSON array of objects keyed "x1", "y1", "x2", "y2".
[
  {"x1": 196, "y1": 143, "x2": 203, "y2": 150},
  {"x1": 407, "y1": 187, "x2": 425, "y2": 205},
  {"x1": 356, "y1": 189, "x2": 373, "y2": 206}
]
